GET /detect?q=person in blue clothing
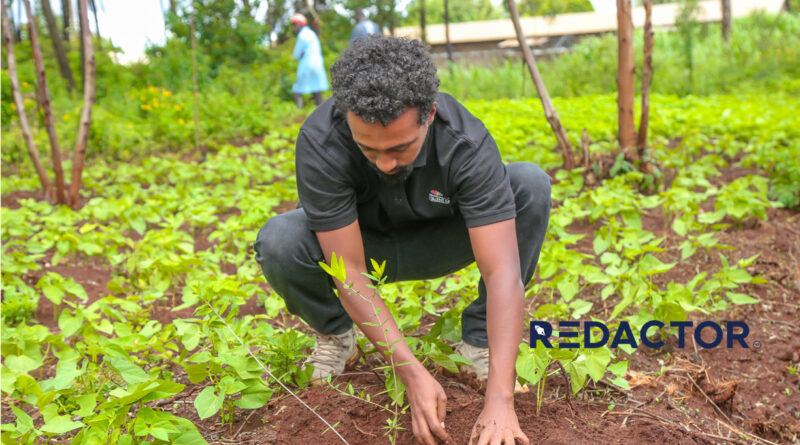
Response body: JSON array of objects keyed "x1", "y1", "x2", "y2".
[
  {"x1": 349, "y1": 9, "x2": 380, "y2": 44},
  {"x1": 290, "y1": 13, "x2": 328, "y2": 108}
]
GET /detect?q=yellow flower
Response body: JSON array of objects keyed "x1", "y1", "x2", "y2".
[{"x1": 179, "y1": 118, "x2": 185, "y2": 124}]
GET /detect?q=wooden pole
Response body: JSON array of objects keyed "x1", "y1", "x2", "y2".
[
  {"x1": 637, "y1": 0, "x2": 653, "y2": 151},
  {"x1": 721, "y1": 0, "x2": 731, "y2": 42},
  {"x1": 69, "y1": 0, "x2": 96, "y2": 209},
  {"x1": 444, "y1": 0, "x2": 452, "y2": 61},
  {"x1": 191, "y1": 6, "x2": 201, "y2": 160},
  {"x1": 616, "y1": 0, "x2": 636, "y2": 150},
  {"x1": 420, "y1": 0, "x2": 426, "y2": 44},
  {"x1": 505, "y1": 0, "x2": 575, "y2": 168},
  {"x1": 22, "y1": 0, "x2": 67, "y2": 204},
  {"x1": 40, "y1": 0, "x2": 76, "y2": 93},
  {"x1": 2, "y1": 0, "x2": 52, "y2": 196}
]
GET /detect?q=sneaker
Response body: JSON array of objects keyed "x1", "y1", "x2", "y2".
[
  {"x1": 303, "y1": 326, "x2": 360, "y2": 385},
  {"x1": 454, "y1": 342, "x2": 527, "y2": 392},
  {"x1": 455, "y1": 342, "x2": 490, "y2": 381}
]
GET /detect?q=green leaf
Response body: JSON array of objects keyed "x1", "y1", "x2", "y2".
[
  {"x1": 194, "y1": 386, "x2": 224, "y2": 420},
  {"x1": 515, "y1": 343, "x2": 548, "y2": 386},
  {"x1": 726, "y1": 269, "x2": 752, "y2": 284},
  {"x1": 235, "y1": 389, "x2": 274, "y2": 409},
  {"x1": 10, "y1": 404, "x2": 33, "y2": 434},
  {"x1": 556, "y1": 278, "x2": 579, "y2": 302},
  {"x1": 727, "y1": 292, "x2": 759, "y2": 305},
  {"x1": 58, "y1": 310, "x2": 84, "y2": 338},
  {"x1": 41, "y1": 415, "x2": 83, "y2": 434},
  {"x1": 638, "y1": 254, "x2": 675, "y2": 276},
  {"x1": 107, "y1": 357, "x2": 150, "y2": 385},
  {"x1": 5, "y1": 355, "x2": 42, "y2": 373},
  {"x1": 73, "y1": 394, "x2": 97, "y2": 417},
  {"x1": 585, "y1": 348, "x2": 611, "y2": 383},
  {"x1": 42, "y1": 285, "x2": 64, "y2": 305}
]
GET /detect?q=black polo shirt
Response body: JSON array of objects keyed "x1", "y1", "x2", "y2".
[{"x1": 295, "y1": 92, "x2": 516, "y2": 233}]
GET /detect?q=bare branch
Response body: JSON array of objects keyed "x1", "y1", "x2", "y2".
[{"x1": 2, "y1": 0, "x2": 52, "y2": 196}]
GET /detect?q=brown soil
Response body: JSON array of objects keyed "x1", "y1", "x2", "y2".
[{"x1": 2, "y1": 163, "x2": 799, "y2": 445}]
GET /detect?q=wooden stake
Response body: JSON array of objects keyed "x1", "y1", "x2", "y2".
[
  {"x1": 191, "y1": 6, "x2": 201, "y2": 160},
  {"x1": 505, "y1": 0, "x2": 575, "y2": 168},
  {"x1": 69, "y1": 0, "x2": 96, "y2": 209},
  {"x1": 22, "y1": 0, "x2": 67, "y2": 204},
  {"x1": 2, "y1": 1, "x2": 52, "y2": 197},
  {"x1": 637, "y1": 0, "x2": 653, "y2": 151},
  {"x1": 617, "y1": 0, "x2": 636, "y2": 151}
]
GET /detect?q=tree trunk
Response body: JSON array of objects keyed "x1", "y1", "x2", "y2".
[
  {"x1": 79, "y1": 0, "x2": 85, "y2": 89},
  {"x1": 169, "y1": 0, "x2": 176, "y2": 15},
  {"x1": 69, "y1": 0, "x2": 96, "y2": 209},
  {"x1": 23, "y1": 0, "x2": 68, "y2": 204},
  {"x1": 506, "y1": 0, "x2": 575, "y2": 168},
  {"x1": 616, "y1": 0, "x2": 636, "y2": 150},
  {"x1": 40, "y1": 0, "x2": 76, "y2": 93},
  {"x1": 420, "y1": 0, "x2": 426, "y2": 44},
  {"x1": 637, "y1": 0, "x2": 653, "y2": 151},
  {"x1": 61, "y1": 0, "x2": 72, "y2": 43},
  {"x1": 89, "y1": 0, "x2": 101, "y2": 50},
  {"x1": 191, "y1": 7, "x2": 201, "y2": 160},
  {"x1": 721, "y1": 0, "x2": 731, "y2": 42},
  {"x1": 444, "y1": 0, "x2": 453, "y2": 61},
  {"x1": 14, "y1": 0, "x2": 23, "y2": 42},
  {"x1": 306, "y1": 0, "x2": 322, "y2": 37},
  {"x1": 2, "y1": 0, "x2": 52, "y2": 196}
]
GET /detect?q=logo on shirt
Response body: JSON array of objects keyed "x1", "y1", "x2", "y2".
[{"x1": 428, "y1": 189, "x2": 451, "y2": 205}]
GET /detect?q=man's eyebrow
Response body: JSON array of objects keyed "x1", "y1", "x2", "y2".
[{"x1": 354, "y1": 137, "x2": 417, "y2": 151}]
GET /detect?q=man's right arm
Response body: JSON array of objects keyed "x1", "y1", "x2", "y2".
[{"x1": 315, "y1": 219, "x2": 450, "y2": 445}]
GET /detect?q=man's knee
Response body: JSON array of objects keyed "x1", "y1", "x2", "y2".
[
  {"x1": 254, "y1": 209, "x2": 312, "y2": 270},
  {"x1": 508, "y1": 162, "x2": 552, "y2": 215}
]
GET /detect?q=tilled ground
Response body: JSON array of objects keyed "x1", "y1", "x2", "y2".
[{"x1": 3, "y1": 166, "x2": 799, "y2": 445}]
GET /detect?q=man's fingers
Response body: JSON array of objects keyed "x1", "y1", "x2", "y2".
[
  {"x1": 502, "y1": 429, "x2": 516, "y2": 445},
  {"x1": 437, "y1": 391, "x2": 447, "y2": 424},
  {"x1": 412, "y1": 415, "x2": 422, "y2": 444},
  {"x1": 514, "y1": 429, "x2": 531, "y2": 445},
  {"x1": 468, "y1": 422, "x2": 482, "y2": 445},
  {"x1": 490, "y1": 430, "x2": 505, "y2": 445},
  {"x1": 424, "y1": 405, "x2": 450, "y2": 443},
  {"x1": 413, "y1": 409, "x2": 437, "y2": 445},
  {"x1": 476, "y1": 423, "x2": 494, "y2": 445}
]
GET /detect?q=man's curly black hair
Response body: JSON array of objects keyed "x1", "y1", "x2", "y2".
[{"x1": 330, "y1": 35, "x2": 439, "y2": 126}]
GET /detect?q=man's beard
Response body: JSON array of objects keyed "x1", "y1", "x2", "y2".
[{"x1": 367, "y1": 161, "x2": 414, "y2": 184}]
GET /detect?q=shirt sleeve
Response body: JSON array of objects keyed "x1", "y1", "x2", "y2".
[
  {"x1": 293, "y1": 30, "x2": 307, "y2": 60},
  {"x1": 450, "y1": 133, "x2": 516, "y2": 228},
  {"x1": 295, "y1": 130, "x2": 359, "y2": 232}
]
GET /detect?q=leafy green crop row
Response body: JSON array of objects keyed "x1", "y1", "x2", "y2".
[{"x1": 2, "y1": 91, "x2": 797, "y2": 443}]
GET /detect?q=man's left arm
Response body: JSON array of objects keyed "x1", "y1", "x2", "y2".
[{"x1": 467, "y1": 218, "x2": 530, "y2": 445}]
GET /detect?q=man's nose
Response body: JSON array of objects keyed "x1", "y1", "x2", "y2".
[{"x1": 376, "y1": 155, "x2": 397, "y2": 174}]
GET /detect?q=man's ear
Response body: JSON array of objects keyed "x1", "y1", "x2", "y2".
[{"x1": 426, "y1": 102, "x2": 437, "y2": 125}]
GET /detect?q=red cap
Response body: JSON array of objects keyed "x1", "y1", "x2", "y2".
[{"x1": 290, "y1": 13, "x2": 307, "y2": 26}]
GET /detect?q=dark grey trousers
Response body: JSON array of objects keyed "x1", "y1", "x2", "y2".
[{"x1": 253, "y1": 162, "x2": 551, "y2": 347}]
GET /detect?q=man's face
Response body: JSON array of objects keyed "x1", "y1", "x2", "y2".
[{"x1": 346, "y1": 106, "x2": 435, "y2": 184}]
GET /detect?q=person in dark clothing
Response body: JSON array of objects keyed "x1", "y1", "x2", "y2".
[
  {"x1": 254, "y1": 35, "x2": 548, "y2": 445},
  {"x1": 349, "y1": 8, "x2": 380, "y2": 44}
]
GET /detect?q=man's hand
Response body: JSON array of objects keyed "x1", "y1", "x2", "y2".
[
  {"x1": 468, "y1": 398, "x2": 529, "y2": 445},
  {"x1": 404, "y1": 365, "x2": 450, "y2": 445}
]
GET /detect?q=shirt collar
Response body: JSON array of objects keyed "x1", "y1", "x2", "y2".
[{"x1": 412, "y1": 122, "x2": 433, "y2": 169}]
